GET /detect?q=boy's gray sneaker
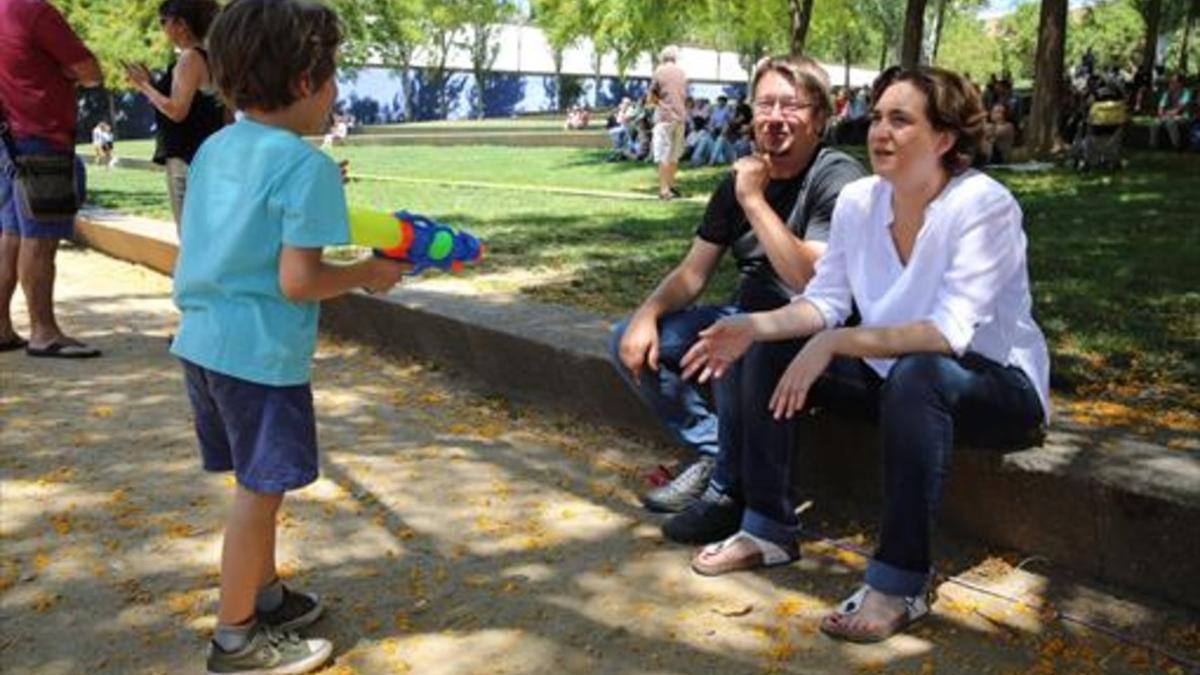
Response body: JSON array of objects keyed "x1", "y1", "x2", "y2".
[
  {"x1": 206, "y1": 624, "x2": 332, "y2": 675},
  {"x1": 257, "y1": 586, "x2": 324, "y2": 632}
]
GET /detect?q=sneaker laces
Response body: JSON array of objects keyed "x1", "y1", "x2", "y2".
[
  {"x1": 262, "y1": 624, "x2": 303, "y2": 648},
  {"x1": 669, "y1": 459, "x2": 713, "y2": 489}
]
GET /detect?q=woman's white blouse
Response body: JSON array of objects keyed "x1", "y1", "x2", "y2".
[{"x1": 800, "y1": 170, "x2": 1051, "y2": 421}]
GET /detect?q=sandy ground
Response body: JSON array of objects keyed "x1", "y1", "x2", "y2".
[{"x1": 1, "y1": 246, "x2": 1198, "y2": 675}]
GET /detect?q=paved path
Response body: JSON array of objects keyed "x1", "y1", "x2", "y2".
[{"x1": 1, "y1": 247, "x2": 1197, "y2": 674}]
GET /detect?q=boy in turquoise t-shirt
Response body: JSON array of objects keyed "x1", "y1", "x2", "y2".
[{"x1": 170, "y1": 2, "x2": 405, "y2": 673}]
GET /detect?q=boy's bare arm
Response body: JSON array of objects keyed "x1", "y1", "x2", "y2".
[{"x1": 279, "y1": 247, "x2": 406, "y2": 301}]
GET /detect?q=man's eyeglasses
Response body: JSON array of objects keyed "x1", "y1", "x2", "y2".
[{"x1": 752, "y1": 99, "x2": 815, "y2": 116}]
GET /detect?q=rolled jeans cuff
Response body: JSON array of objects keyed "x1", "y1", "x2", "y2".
[
  {"x1": 741, "y1": 508, "x2": 797, "y2": 547},
  {"x1": 866, "y1": 558, "x2": 930, "y2": 597}
]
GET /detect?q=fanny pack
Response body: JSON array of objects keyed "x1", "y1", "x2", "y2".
[{"x1": 1, "y1": 122, "x2": 82, "y2": 221}]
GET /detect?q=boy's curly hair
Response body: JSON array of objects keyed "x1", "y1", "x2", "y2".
[{"x1": 207, "y1": 0, "x2": 341, "y2": 112}]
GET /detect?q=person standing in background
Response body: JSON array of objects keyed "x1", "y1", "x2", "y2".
[
  {"x1": 650, "y1": 45, "x2": 688, "y2": 200},
  {"x1": 0, "y1": 0, "x2": 103, "y2": 358},
  {"x1": 124, "y1": 0, "x2": 227, "y2": 229}
]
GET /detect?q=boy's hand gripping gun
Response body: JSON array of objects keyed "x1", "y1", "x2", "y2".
[{"x1": 348, "y1": 208, "x2": 483, "y2": 274}]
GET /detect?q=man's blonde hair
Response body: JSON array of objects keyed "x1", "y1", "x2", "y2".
[{"x1": 751, "y1": 55, "x2": 833, "y2": 120}]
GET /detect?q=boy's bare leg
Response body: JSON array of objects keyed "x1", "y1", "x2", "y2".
[
  {"x1": 259, "y1": 513, "x2": 278, "y2": 589},
  {"x1": 0, "y1": 232, "x2": 20, "y2": 342},
  {"x1": 218, "y1": 486, "x2": 283, "y2": 625}
]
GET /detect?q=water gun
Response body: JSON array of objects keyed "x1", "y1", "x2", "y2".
[{"x1": 348, "y1": 208, "x2": 483, "y2": 274}]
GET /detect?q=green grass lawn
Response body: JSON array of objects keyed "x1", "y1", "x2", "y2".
[
  {"x1": 327, "y1": 145, "x2": 728, "y2": 196},
  {"x1": 82, "y1": 147, "x2": 1200, "y2": 427}
]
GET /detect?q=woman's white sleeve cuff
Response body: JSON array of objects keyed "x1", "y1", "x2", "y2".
[
  {"x1": 928, "y1": 307, "x2": 974, "y2": 356},
  {"x1": 797, "y1": 295, "x2": 838, "y2": 331}
]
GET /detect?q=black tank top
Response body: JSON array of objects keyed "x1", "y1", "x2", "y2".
[{"x1": 152, "y1": 48, "x2": 226, "y2": 165}]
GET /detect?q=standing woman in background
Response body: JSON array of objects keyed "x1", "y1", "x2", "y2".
[{"x1": 124, "y1": 0, "x2": 226, "y2": 229}]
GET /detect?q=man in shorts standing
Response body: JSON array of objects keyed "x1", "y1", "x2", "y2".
[
  {"x1": 0, "y1": 0, "x2": 103, "y2": 358},
  {"x1": 651, "y1": 45, "x2": 687, "y2": 200}
]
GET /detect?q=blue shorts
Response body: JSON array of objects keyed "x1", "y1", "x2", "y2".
[
  {"x1": 181, "y1": 359, "x2": 319, "y2": 494},
  {"x1": 0, "y1": 137, "x2": 85, "y2": 240}
]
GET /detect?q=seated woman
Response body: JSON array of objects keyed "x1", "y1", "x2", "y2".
[
  {"x1": 680, "y1": 67, "x2": 1049, "y2": 643},
  {"x1": 981, "y1": 103, "x2": 1016, "y2": 164}
]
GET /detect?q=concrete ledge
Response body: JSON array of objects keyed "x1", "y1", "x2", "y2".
[
  {"x1": 73, "y1": 207, "x2": 176, "y2": 274},
  {"x1": 74, "y1": 209, "x2": 1200, "y2": 611}
]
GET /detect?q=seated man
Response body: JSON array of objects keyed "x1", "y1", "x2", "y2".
[
  {"x1": 609, "y1": 56, "x2": 864, "y2": 515},
  {"x1": 1150, "y1": 74, "x2": 1193, "y2": 150}
]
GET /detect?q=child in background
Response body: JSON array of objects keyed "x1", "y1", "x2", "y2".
[
  {"x1": 170, "y1": 1, "x2": 406, "y2": 673},
  {"x1": 91, "y1": 121, "x2": 114, "y2": 167}
]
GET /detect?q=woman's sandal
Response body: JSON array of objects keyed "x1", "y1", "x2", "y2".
[
  {"x1": 691, "y1": 530, "x2": 800, "y2": 577},
  {"x1": 819, "y1": 584, "x2": 933, "y2": 643}
]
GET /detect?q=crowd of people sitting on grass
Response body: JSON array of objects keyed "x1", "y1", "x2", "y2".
[
  {"x1": 593, "y1": 58, "x2": 1198, "y2": 174},
  {"x1": 564, "y1": 104, "x2": 591, "y2": 130},
  {"x1": 320, "y1": 111, "x2": 356, "y2": 147},
  {"x1": 604, "y1": 93, "x2": 755, "y2": 166},
  {"x1": 1059, "y1": 53, "x2": 1199, "y2": 153}
]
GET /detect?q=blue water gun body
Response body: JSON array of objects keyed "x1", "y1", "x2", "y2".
[{"x1": 349, "y1": 208, "x2": 483, "y2": 275}]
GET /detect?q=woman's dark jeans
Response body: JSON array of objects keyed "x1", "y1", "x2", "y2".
[{"x1": 717, "y1": 340, "x2": 1045, "y2": 597}]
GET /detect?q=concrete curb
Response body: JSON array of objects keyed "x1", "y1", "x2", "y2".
[{"x1": 72, "y1": 208, "x2": 1200, "y2": 611}]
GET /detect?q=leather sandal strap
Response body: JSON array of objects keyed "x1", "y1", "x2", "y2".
[{"x1": 702, "y1": 531, "x2": 792, "y2": 565}]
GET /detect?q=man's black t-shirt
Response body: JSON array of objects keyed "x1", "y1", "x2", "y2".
[{"x1": 695, "y1": 146, "x2": 865, "y2": 310}]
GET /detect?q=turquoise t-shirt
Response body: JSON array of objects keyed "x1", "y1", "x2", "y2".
[{"x1": 170, "y1": 118, "x2": 349, "y2": 386}]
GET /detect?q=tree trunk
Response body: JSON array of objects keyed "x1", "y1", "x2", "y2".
[
  {"x1": 931, "y1": 0, "x2": 950, "y2": 64},
  {"x1": 553, "y1": 48, "x2": 565, "y2": 112},
  {"x1": 1180, "y1": 0, "x2": 1198, "y2": 74},
  {"x1": 592, "y1": 49, "x2": 603, "y2": 108},
  {"x1": 880, "y1": 31, "x2": 891, "y2": 70},
  {"x1": 901, "y1": 0, "x2": 928, "y2": 69},
  {"x1": 844, "y1": 45, "x2": 852, "y2": 89},
  {"x1": 475, "y1": 65, "x2": 487, "y2": 120},
  {"x1": 1027, "y1": 0, "x2": 1068, "y2": 155},
  {"x1": 107, "y1": 91, "x2": 118, "y2": 135},
  {"x1": 401, "y1": 56, "x2": 415, "y2": 122},
  {"x1": 1139, "y1": 0, "x2": 1163, "y2": 78},
  {"x1": 788, "y1": 0, "x2": 816, "y2": 56}
]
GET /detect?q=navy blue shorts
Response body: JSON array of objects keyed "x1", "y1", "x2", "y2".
[{"x1": 181, "y1": 359, "x2": 319, "y2": 494}]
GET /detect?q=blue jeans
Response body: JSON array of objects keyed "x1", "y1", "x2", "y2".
[
  {"x1": 688, "y1": 133, "x2": 715, "y2": 167},
  {"x1": 728, "y1": 342, "x2": 1045, "y2": 596},
  {"x1": 710, "y1": 137, "x2": 737, "y2": 165},
  {"x1": 609, "y1": 305, "x2": 740, "y2": 458}
]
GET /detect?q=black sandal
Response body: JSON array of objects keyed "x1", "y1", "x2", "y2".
[
  {"x1": 0, "y1": 336, "x2": 28, "y2": 353},
  {"x1": 25, "y1": 340, "x2": 101, "y2": 359}
]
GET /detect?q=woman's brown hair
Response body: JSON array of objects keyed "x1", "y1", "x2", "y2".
[
  {"x1": 872, "y1": 66, "x2": 986, "y2": 174},
  {"x1": 158, "y1": 0, "x2": 221, "y2": 42}
]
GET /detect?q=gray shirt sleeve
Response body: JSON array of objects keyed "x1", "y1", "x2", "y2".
[{"x1": 803, "y1": 154, "x2": 868, "y2": 243}]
